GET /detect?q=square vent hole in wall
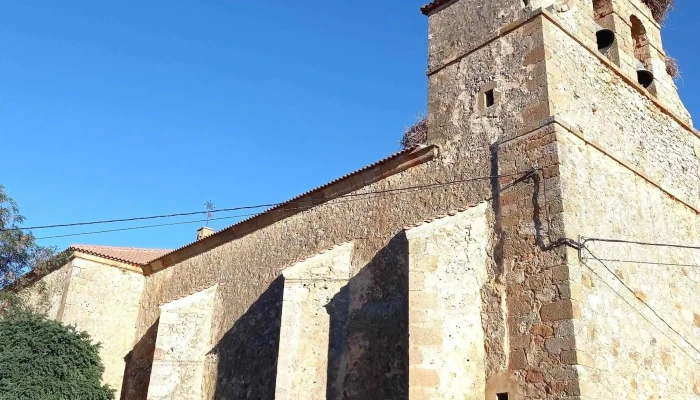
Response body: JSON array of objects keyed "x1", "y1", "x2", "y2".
[
  {"x1": 497, "y1": 393, "x2": 509, "y2": 400},
  {"x1": 485, "y1": 89, "x2": 495, "y2": 108}
]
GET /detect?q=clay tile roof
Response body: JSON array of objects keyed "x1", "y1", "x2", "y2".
[
  {"x1": 69, "y1": 244, "x2": 171, "y2": 266},
  {"x1": 152, "y1": 145, "x2": 437, "y2": 266},
  {"x1": 420, "y1": 0, "x2": 455, "y2": 15}
]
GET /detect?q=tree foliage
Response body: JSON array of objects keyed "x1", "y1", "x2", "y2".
[
  {"x1": 0, "y1": 311, "x2": 115, "y2": 400},
  {"x1": 0, "y1": 186, "x2": 112, "y2": 398},
  {"x1": 0, "y1": 185, "x2": 68, "y2": 303}
]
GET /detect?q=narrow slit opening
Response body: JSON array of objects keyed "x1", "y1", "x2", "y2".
[{"x1": 485, "y1": 89, "x2": 495, "y2": 108}]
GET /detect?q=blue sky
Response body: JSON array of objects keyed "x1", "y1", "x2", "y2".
[{"x1": 1, "y1": 1, "x2": 697, "y2": 251}]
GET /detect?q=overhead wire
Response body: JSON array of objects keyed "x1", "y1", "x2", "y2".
[
  {"x1": 579, "y1": 245, "x2": 700, "y2": 362},
  {"x1": 33, "y1": 213, "x2": 261, "y2": 240},
  {"x1": 3, "y1": 204, "x2": 278, "y2": 232},
  {"x1": 18, "y1": 168, "x2": 540, "y2": 237},
  {"x1": 589, "y1": 258, "x2": 700, "y2": 269},
  {"x1": 34, "y1": 168, "x2": 539, "y2": 240},
  {"x1": 581, "y1": 237, "x2": 700, "y2": 251}
]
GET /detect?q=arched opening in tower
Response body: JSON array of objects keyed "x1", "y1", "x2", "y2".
[
  {"x1": 592, "y1": 0, "x2": 615, "y2": 53},
  {"x1": 631, "y1": 15, "x2": 655, "y2": 88}
]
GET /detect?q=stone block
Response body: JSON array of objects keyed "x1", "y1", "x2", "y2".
[
  {"x1": 409, "y1": 367, "x2": 439, "y2": 388},
  {"x1": 540, "y1": 299, "x2": 580, "y2": 322}
]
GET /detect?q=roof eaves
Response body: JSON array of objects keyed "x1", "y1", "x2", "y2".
[
  {"x1": 68, "y1": 245, "x2": 170, "y2": 267},
  {"x1": 421, "y1": 0, "x2": 459, "y2": 15},
  {"x1": 147, "y1": 144, "x2": 439, "y2": 274}
]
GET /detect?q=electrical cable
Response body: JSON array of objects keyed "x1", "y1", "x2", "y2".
[
  {"x1": 34, "y1": 213, "x2": 261, "y2": 240},
  {"x1": 588, "y1": 258, "x2": 699, "y2": 269},
  {"x1": 34, "y1": 168, "x2": 540, "y2": 240},
  {"x1": 581, "y1": 237, "x2": 700, "y2": 251},
  {"x1": 10, "y1": 168, "x2": 540, "y2": 234},
  {"x1": 580, "y1": 245, "x2": 700, "y2": 362}
]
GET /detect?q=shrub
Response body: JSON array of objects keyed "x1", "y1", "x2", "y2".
[{"x1": 0, "y1": 311, "x2": 114, "y2": 400}]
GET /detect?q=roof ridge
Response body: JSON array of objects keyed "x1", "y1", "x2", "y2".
[
  {"x1": 71, "y1": 244, "x2": 172, "y2": 252},
  {"x1": 69, "y1": 244, "x2": 172, "y2": 266},
  {"x1": 420, "y1": 0, "x2": 456, "y2": 15},
  {"x1": 150, "y1": 145, "x2": 437, "y2": 268}
]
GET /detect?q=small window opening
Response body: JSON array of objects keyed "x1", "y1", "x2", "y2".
[
  {"x1": 497, "y1": 393, "x2": 509, "y2": 400},
  {"x1": 485, "y1": 90, "x2": 495, "y2": 108}
]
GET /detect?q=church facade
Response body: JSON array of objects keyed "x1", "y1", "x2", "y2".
[{"x1": 16, "y1": 0, "x2": 700, "y2": 398}]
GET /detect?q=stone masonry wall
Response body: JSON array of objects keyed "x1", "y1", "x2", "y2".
[
  {"x1": 147, "y1": 286, "x2": 216, "y2": 400},
  {"x1": 126, "y1": 17, "x2": 559, "y2": 399},
  {"x1": 17, "y1": 259, "x2": 74, "y2": 320},
  {"x1": 557, "y1": 126, "x2": 700, "y2": 398},
  {"x1": 60, "y1": 257, "x2": 146, "y2": 399},
  {"x1": 428, "y1": 14, "x2": 550, "y2": 149},
  {"x1": 543, "y1": 16, "x2": 700, "y2": 212},
  {"x1": 535, "y1": 1, "x2": 690, "y2": 121},
  {"x1": 405, "y1": 203, "x2": 490, "y2": 399},
  {"x1": 124, "y1": 13, "x2": 564, "y2": 399},
  {"x1": 492, "y1": 123, "x2": 575, "y2": 399},
  {"x1": 426, "y1": 0, "x2": 525, "y2": 71},
  {"x1": 275, "y1": 243, "x2": 353, "y2": 400}
]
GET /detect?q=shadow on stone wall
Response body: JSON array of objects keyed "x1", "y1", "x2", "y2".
[
  {"x1": 209, "y1": 275, "x2": 284, "y2": 400},
  {"x1": 325, "y1": 285, "x2": 349, "y2": 399},
  {"x1": 330, "y1": 232, "x2": 409, "y2": 400},
  {"x1": 120, "y1": 318, "x2": 159, "y2": 400}
]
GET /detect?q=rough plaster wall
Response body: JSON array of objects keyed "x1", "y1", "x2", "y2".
[
  {"x1": 275, "y1": 243, "x2": 353, "y2": 400},
  {"x1": 17, "y1": 260, "x2": 73, "y2": 319},
  {"x1": 557, "y1": 130, "x2": 700, "y2": 397},
  {"x1": 147, "y1": 286, "x2": 216, "y2": 400},
  {"x1": 406, "y1": 204, "x2": 489, "y2": 400},
  {"x1": 544, "y1": 19, "x2": 700, "y2": 211},
  {"x1": 428, "y1": 16, "x2": 550, "y2": 154},
  {"x1": 61, "y1": 258, "x2": 145, "y2": 398},
  {"x1": 427, "y1": 0, "x2": 525, "y2": 71}
]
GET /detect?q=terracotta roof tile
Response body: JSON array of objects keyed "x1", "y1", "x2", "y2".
[
  {"x1": 152, "y1": 145, "x2": 435, "y2": 265},
  {"x1": 70, "y1": 244, "x2": 171, "y2": 266},
  {"x1": 421, "y1": 0, "x2": 456, "y2": 15}
]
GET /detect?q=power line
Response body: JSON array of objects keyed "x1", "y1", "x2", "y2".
[
  {"x1": 588, "y1": 258, "x2": 700, "y2": 269},
  {"x1": 581, "y1": 237, "x2": 700, "y2": 251},
  {"x1": 3, "y1": 204, "x2": 278, "y2": 232},
  {"x1": 9, "y1": 168, "x2": 539, "y2": 234},
  {"x1": 580, "y1": 245, "x2": 700, "y2": 362},
  {"x1": 35, "y1": 168, "x2": 540, "y2": 240},
  {"x1": 34, "y1": 213, "x2": 261, "y2": 240}
]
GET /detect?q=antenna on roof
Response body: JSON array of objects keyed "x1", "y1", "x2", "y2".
[
  {"x1": 197, "y1": 201, "x2": 217, "y2": 241},
  {"x1": 204, "y1": 201, "x2": 215, "y2": 227}
]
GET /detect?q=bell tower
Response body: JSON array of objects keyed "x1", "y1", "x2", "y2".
[
  {"x1": 423, "y1": 0, "x2": 690, "y2": 150},
  {"x1": 420, "y1": 0, "x2": 699, "y2": 399}
]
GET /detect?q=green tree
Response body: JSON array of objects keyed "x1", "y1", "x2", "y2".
[
  {"x1": 0, "y1": 186, "x2": 113, "y2": 399},
  {"x1": 0, "y1": 311, "x2": 115, "y2": 400},
  {"x1": 0, "y1": 185, "x2": 67, "y2": 308}
]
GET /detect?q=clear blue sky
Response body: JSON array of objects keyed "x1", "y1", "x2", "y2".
[{"x1": 1, "y1": 1, "x2": 698, "y2": 251}]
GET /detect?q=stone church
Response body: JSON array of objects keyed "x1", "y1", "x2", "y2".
[{"x1": 14, "y1": 0, "x2": 700, "y2": 398}]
